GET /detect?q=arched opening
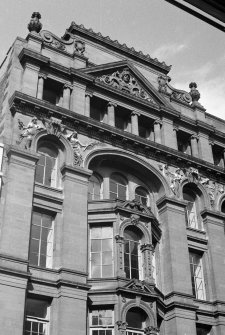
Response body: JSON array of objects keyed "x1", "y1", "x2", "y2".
[
  {"x1": 221, "y1": 200, "x2": 225, "y2": 213},
  {"x1": 124, "y1": 226, "x2": 143, "y2": 280},
  {"x1": 183, "y1": 183, "x2": 203, "y2": 230},
  {"x1": 88, "y1": 173, "x2": 103, "y2": 200},
  {"x1": 109, "y1": 172, "x2": 127, "y2": 201},
  {"x1": 126, "y1": 307, "x2": 148, "y2": 334},
  {"x1": 135, "y1": 186, "x2": 149, "y2": 206}
]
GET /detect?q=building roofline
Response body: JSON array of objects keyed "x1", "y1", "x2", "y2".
[{"x1": 62, "y1": 21, "x2": 172, "y2": 74}]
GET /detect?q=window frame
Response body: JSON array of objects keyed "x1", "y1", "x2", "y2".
[
  {"x1": 189, "y1": 251, "x2": 206, "y2": 300},
  {"x1": 135, "y1": 186, "x2": 149, "y2": 206},
  {"x1": 29, "y1": 211, "x2": 54, "y2": 269},
  {"x1": 88, "y1": 173, "x2": 103, "y2": 200},
  {"x1": 36, "y1": 143, "x2": 58, "y2": 188},
  {"x1": 25, "y1": 298, "x2": 50, "y2": 335},
  {"x1": 90, "y1": 225, "x2": 114, "y2": 278},
  {"x1": 89, "y1": 308, "x2": 114, "y2": 335},
  {"x1": 109, "y1": 173, "x2": 127, "y2": 201}
]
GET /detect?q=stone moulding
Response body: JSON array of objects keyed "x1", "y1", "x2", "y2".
[
  {"x1": 40, "y1": 30, "x2": 74, "y2": 51},
  {"x1": 62, "y1": 22, "x2": 171, "y2": 74},
  {"x1": 9, "y1": 91, "x2": 225, "y2": 181},
  {"x1": 158, "y1": 75, "x2": 192, "y2": 105}
]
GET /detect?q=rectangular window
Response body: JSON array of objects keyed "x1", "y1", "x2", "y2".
[
  {"x1": 29, "y1": 211, "x2": 54, "y2": 268},
  {"x1": 25, "y1": 298, "x2": 50, "y2": 335},
  {"x1": 189, "y1": 251, "x2": 205, "y2": 300},
  {"x1": 90, "y1": 309, "x2": 113, "y2": 335},
  {"x1": 124, "y1": 239, "x2": 141, "y2": 280},
  {"x1": 90, "y1": 226, "x2": 113, "y2": 278}
]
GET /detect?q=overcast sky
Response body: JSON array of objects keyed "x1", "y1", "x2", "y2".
[{"x1": 0, "y1": 0, "x2": 224, "y2": 119}]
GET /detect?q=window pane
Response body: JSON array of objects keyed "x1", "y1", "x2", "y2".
[
  {"x1": 131, "y1": 255, "x2": 139, "y2": 268},
  {"x1": 92, "y1": 331, "x2": 98, "y2": 335},
  {"x1": 109, "y1": 180, "x2": 117, "y2": 193},
  {"x1": 31, "y1": 225, "x2": 41, "y2": 240},
  {"x1": 29, "y1": 252, "x2": 38, "y2": 266},
  {"x1": 102, "y1": 265, "x2": 113, "y2": 277},
  {"x1": 91, "y1": 240, "x2": 101, "y2": 252},
  {"x1": 124, "y1": 253, "x2": 130, "y2": 267},
  {"x1": 91, "y1": 227, "x2": 102, "y2": 239},
  {"x1": 32, "y1": 212, "x2": 42, "y2": 226},
  {"x1": 30, "y1": 239, "x2": 39, "y2": 254},
  {"x1": 124, "y1": 240, "x2": 130, "y2": 253},
  {"x1": 39, "y1": 254, "x2": 46, "y2": 267},
  {"x1": 102, "y1": 251, "x2": 112, "y2": 265},
  {"x1": 92, "y1": 316, "x2": 98, "y2": 326},
  {"x1": 92, "y1": 253, "x2": 101, "y2": 265},
  {"x1": 102, "y1": 239, "x2": 112, "y2": 251},
  {"x1": 91, "y1": 265, "x2": 101, "y2": 277},
  {"x1": 35, "y1": 164, "x2": 45, "y2": 184},
  {"x1": 118, "y1": 184, "x2": 126, "y2": 200},
  {"x1": 131, "y1": 267, "x2": 139, "y2": 279},
  {"x1": 101, "y1": 227, "x2": 112, "y2": 238}
]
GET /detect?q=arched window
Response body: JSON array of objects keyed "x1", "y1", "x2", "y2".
[
  {"x1": 109, "y1": 173, "x2": 127, "y2": 201},
  {"x1": 183, "y1": 185, "x2": 202, "y2": 230},
  {"x1": 135, "y1": 186, "x2": 149, "y2": 206},
  {"x1": 88, "y1": 174, "x2": 102, "y2": 200},
  {"x1": 221, "y1": 200, "x2": 225, "y2": 213},
  {"x1": 124, "y1": 226, "x2": 143, "y2": 280},
  {"x1": 35, "y1": 142, "x2": 58, "y2": 187},
  {"x1": 126, "y1": 307, "x2": 148, "y2": 335}
]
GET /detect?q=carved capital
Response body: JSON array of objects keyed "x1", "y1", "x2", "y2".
[
  {"x1": 38, "y1": 73, "x2": 47, "y2": 80},
  {"x1": 85, "y1": 92, "x2": 93, "y2": 98},
  {"x1": 191, "y1": 133, "x2": 199, "y2": 141},
  {"x1": 115, "y1": 234, "x2": 124, "y2": 243},
  {"x1": 64, "y1": 83, "x2": 73, "y2": 90},
  {"x1": 108, "y1": 101, "x2": 117, "y2": 108},
  {"x1": 131, "y1": 110, "x2": 140, "y2": 117},
  {"x1": 153, "y1": 119, "x2": 162, "y2": 126},
  {"x1": 140, "y1": 243, "x2": 154, "y2": 252}
]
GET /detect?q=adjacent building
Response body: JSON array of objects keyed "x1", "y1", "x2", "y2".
[{"x1": 0, "y1": 12, "x2": 225, "y2": 335}]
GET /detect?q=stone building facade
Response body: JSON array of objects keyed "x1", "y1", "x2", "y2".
[{"x1": 0, "y1": 12, "x2": 225, "y2": 335}]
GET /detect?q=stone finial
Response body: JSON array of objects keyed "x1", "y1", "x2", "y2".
[
  {"x1": 28, "y1": 12, "x2": 42, "y2": 33},
  {"x1": 189, "y1": 82, "x2": 203, "y2": 108}
]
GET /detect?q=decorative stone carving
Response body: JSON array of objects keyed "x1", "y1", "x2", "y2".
[
  {"x1": 74, "y1": 40, "x2": 85, "y2": 54},
  {"x1": 125, "y1": 279, "x2": 155, "y2": 293},
  {"x1": 18, "y1": 117, "x2": 44, "y2": 149},
  {"x1": 144, "y1": 326, "x2": 159, "y2": 335},
  {"x1": 189, "y1": 82, "x2": 204, "y2": 108},
  {"x1": 158, "y1": 75, "x2": 192, "y2": 105},
  {"x1": 28, "y1": 12, "x2": 42, "y2": 33},
  {"x1": 98, "y1": 68, "x2": 155, "y2": 103},
  {"x1": 130, "y1": 214, "x2": 140, "y2": 225},
  {"x1": 159, "y1": 164, "x2": 183, "y2": 196},
  {"x1": 115, "y1": 235, "x2": 125, "y2": 276},
  {"x1": 116, "y1": 321, "x2": 128, "y2": 335},
  {"x1": 42, "y1": 117, "x2": 65, "y2": 137},
  {"x1": 40, "y1": 30, "x2": 68, "y2": 50},
  {"x1": 66, "y1": 131, "x2": 101, "y2": 166}
]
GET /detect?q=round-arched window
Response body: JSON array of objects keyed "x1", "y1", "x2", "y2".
[
  {"x1": 126, "y1": 307, "x2": 148, "y2": 333},
  {"x1": 109, "y1": 173, "x2": 127, "y2": 201},
  {"x1": 36, "y1": 143, "x2": 58, "y2": 187},
  {"x1": 124, "y1": 226, "x2": 143, "y2": 280},
  {"x1": 135, "y1": 186, "x2": 149, "y2": 206}
]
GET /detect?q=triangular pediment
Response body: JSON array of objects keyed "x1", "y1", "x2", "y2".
[
  {"x1": 80, "y1": 61, "x2": 170, "y2": 107},
  {"x1": 123, "y1": 279, "x2": 155, "y2": 294}
]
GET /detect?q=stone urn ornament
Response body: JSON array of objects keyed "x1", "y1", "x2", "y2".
[{"x1": 28, "y1": 12, "x2": 42, "y2": 33}]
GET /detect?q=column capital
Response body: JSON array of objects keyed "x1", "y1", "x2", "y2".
[
  {"x1": 115, "y1": 234, "x2": 124, "y2": 242},
  {"x1": 108, "y1": 101, "x2": 117, "y2": 108},
  {"x1": 191, "y1": 133, "x2": 199, "y2": 140},
  {"x1": 131, "y1": 110, "x2": 140, "y2": 117},
  {"x1": 153, "y1": 118, "x2": 162, "y2": 126},
  {"x1": 208, "y1": 138, "x2": 214, "y2": 146},
  {"x1": 140, "y1": 243, "x2": 154, "y2": 251},
  {"x1": 38, "y1": 72, "x2": 47, "y2": 80},
  {"x1": 85, "y1": 91, "x2": 93, "y2": 98},
  {"x1": 64, "y1": 83, "x2": 73, "y2": 90}
]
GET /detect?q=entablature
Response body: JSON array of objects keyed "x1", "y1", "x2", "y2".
[{"x1": 9, "y1": 91, "x2": 225, "y2": 182}]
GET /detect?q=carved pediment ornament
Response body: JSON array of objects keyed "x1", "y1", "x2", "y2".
[
  {"x1": 158, "y1": 75, "x2": 192, "y2": 105},
  {"x1": 74, "y1": 40, "x2": 85, "y2": 54},
  {"x1": 40, "y1": 30, "x2": 73, "y2": 50},
  {"x1": 125, "y1": 279, "x2": 155, "y2": 294},
  {"x1": 97, "y1": 68, "x2": 156, "y2": 103}
]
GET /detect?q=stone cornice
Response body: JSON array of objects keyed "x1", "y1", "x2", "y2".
[
  {"x1": 63, "y1": 22, "x2": 171, "y2": 74},
  {"x1": 9, "y1": 91, "x2": 225, "y2": 181}
]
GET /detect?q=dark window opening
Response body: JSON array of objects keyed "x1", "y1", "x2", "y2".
[
  {"x1": 177, "y1": 131, "x2": 191, "y2": 154},
  {"x1": 90, "y1": 96, "x2": 108, "y2": 122},
  {"x1": 212, "y1": 144, "x2": 224, "y2": 167},
  {"x1": 126, "y1": 307, "x2": 147, "y2": 330},
  {"x1": 138, "y1": 115, "x2": 154, "y2": 139},
  {"x1": 115, "y1": 106, "x2": 131, "y2": 131},
  {"x1": 43, "y1": 78, "x2": 63, "y2": 105}
]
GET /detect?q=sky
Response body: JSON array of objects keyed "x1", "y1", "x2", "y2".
[{"x1": 0, "y1": 0, "x2": 224, "y2": 119}]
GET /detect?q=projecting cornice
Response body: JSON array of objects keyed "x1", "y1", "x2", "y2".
[
  {"x1": 9, "y1": 91, "x2": 225, "y2": 183},
  {"x1": 62, "y1": 21, "x2": 172, "y2": 74}
]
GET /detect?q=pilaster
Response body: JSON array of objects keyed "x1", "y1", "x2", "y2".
[
  {"x1": 60, "y1": 164, "x2": 92, "y2": 272},
  {"x1": 71, "y1": 81, "x2": 86, "y2": 115},
  {"x1": 22, "y1": 63, "x2": 40, "y2": 97},
  {"x1": 161, "y1": 118, "x2": 177, "y2": 149}
]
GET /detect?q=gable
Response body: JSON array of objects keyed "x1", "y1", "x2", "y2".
[{"x1": 81, "y1": 61, "x2": 171, "y2": 107}]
